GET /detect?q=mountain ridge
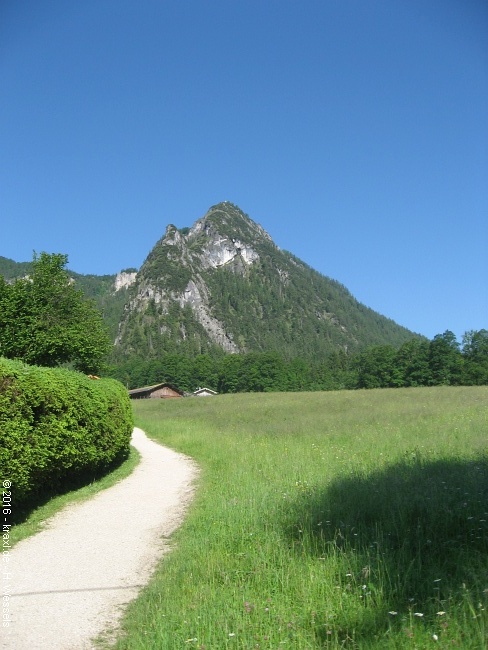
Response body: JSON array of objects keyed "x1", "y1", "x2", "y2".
[
  {"x1": 113, "y1": 202, "x2": 418, "y2": 360},
  {"x1": 0, "y1": 202, "x2": 421, "y2": 361}
]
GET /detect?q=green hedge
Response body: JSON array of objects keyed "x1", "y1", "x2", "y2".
[{"x1": 0, "y1": 358, "x2": 133, "y2": 506}]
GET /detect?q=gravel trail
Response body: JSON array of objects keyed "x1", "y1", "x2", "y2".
[{"x1": 2, "y1": 427, "x2": 198, "y2": 650}]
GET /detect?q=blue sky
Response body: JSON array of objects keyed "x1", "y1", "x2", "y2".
[{"x1": 1, "y1": 0, "x2": 487, "y2": 342}]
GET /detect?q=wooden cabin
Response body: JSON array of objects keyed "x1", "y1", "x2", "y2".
[{"x1": 128, "y1": 383, "x2": 184, "y2": 399}]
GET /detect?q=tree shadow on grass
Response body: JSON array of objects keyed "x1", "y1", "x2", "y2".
[{"x1": 284, "y1": 455, "x2": 488, "y2": 645}]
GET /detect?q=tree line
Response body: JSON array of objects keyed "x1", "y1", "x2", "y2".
[
  {"x1": 108, "y1": 329, "x2": 488, "y2": 393},
  {"x1": 1, "y1": 253, "x2": 486, "y2": 393}
]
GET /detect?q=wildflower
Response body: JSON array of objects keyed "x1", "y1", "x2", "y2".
[
  {"x1": 436, "y1": 611, "x2": 446, "y2": 616},
  {"x1": 433, "y1": 634, "x2": 439, "y2": 641},
  {"x1": 388, "y1": 611, "x2": 398, "y2": 616},
  {"x1": 414, "y1": 612, "x2": 424, "y2": 617},
  {"x1": 229, "y1": 632, "x2": 235, "y2": 637}
]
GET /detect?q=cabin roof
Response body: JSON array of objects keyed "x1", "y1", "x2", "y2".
[{"x1": 128, "y1": 382, "x2": 184, "y2": 396}]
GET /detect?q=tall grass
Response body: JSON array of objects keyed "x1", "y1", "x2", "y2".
[{"x1": 114, "y1": 387, "x2": 487, "y2": 649}]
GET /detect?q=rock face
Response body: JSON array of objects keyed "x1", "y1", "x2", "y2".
[
  {"x1": 113, "y1": 201, "x2": 417, "y2": 360},
  {"x1": 200, "y1": 234, "x2": 259, "y2": 268},
  {"x1": 177, "y1": 279, "x2": 239, "y2": 353},
  {"x1": 114, "y1": 271, "x2": 137, "y2": 291},
  {"x1": 114, "y1": 203, "x2": 265, "y2": 355}
]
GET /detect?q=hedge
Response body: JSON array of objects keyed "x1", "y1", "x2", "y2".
[{"x1": 0, "y1": 357, "x2": 133, "y2": 506}]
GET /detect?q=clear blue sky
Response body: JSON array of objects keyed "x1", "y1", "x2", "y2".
[{"x1": 1, "y1": 1, "x2": 487, "y2": 342}]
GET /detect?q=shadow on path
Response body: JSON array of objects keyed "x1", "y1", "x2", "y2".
[
  {"x1": 11, "y1": 584, "x2": 146, "y2": 597},
  {"x1": 10, "y1": 450, "x2": 129, "y2": 526}
]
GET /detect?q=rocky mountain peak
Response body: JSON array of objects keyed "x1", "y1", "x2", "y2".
[
  {"x1": 150, "y1": 202, "x2": 270, "y2": 273},
  {"x1": 163, "y1": 224, "x2": 183, "y2": 246},
  {"x1": 185, "y1": 203, "x2": 271, "y2": 245},
  {"x1": 112, "y1": 201, "x2": 416, "y2": 360}
]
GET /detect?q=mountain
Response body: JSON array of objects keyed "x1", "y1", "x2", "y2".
[
  {"x1": 0, "y1": 256, "x2": 33, "y2": 281},
  {"x1": 0, "y1": 256, "x2": 130, "y2": 341},
  {"x1": 113, "y1": 202, "x2": 417, "y2": 361},
  {"x1": 1, "y1": 203, "x2": 420, "y2": 362}
]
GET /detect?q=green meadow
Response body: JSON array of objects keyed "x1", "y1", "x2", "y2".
[{"x1": 115, "y1": 387, "x2": 488, "y2": 649}]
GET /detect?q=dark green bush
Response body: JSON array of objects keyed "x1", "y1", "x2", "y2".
[{"x1": 0, "y1": 357, "x2": 133, "y2": 506}]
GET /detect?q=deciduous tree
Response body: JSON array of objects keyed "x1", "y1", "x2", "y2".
[
  {"x1": 462, "y1": 329, "x2": 488, "y2": 385},
  {"x1": 428, "y1": 330, "x2": 463, "y2": 386},
  {"x1": 0, "y1": 252, "x2": 110, "y2": 373}
]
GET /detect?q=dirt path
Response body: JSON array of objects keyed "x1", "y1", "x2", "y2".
[{"x1": 3, "y1": 428, "x2": 198, "y2": 650}]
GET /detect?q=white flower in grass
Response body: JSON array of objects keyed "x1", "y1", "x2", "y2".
[
  {"x1": 433, "y1": 634, "x2": 439, "y2": 641},
  {"x1": 388, "y1": 611, "x2": 398, "y2": 616},
  {"x1": 229, "y1": 632, "x2": 235, "y2": 637},
  {"x1": 414, "y1": 612, "x2": 424, "y2": 617}
]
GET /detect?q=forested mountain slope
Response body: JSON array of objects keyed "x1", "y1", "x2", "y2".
[
  {"x1": 113, "y1": 202, "x2": 417, "y2": 361},
  {"x1": 1, "y1": 202, "x2": 419, "y2": 363}
]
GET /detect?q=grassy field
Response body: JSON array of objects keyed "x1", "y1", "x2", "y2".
[{"x1": 114, "y1": 387, "x2": 487, "y2": 649}]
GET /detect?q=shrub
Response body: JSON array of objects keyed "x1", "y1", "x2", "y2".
[{"x1": 0, "y1": 357, "x2": 133, "y2": 506}]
